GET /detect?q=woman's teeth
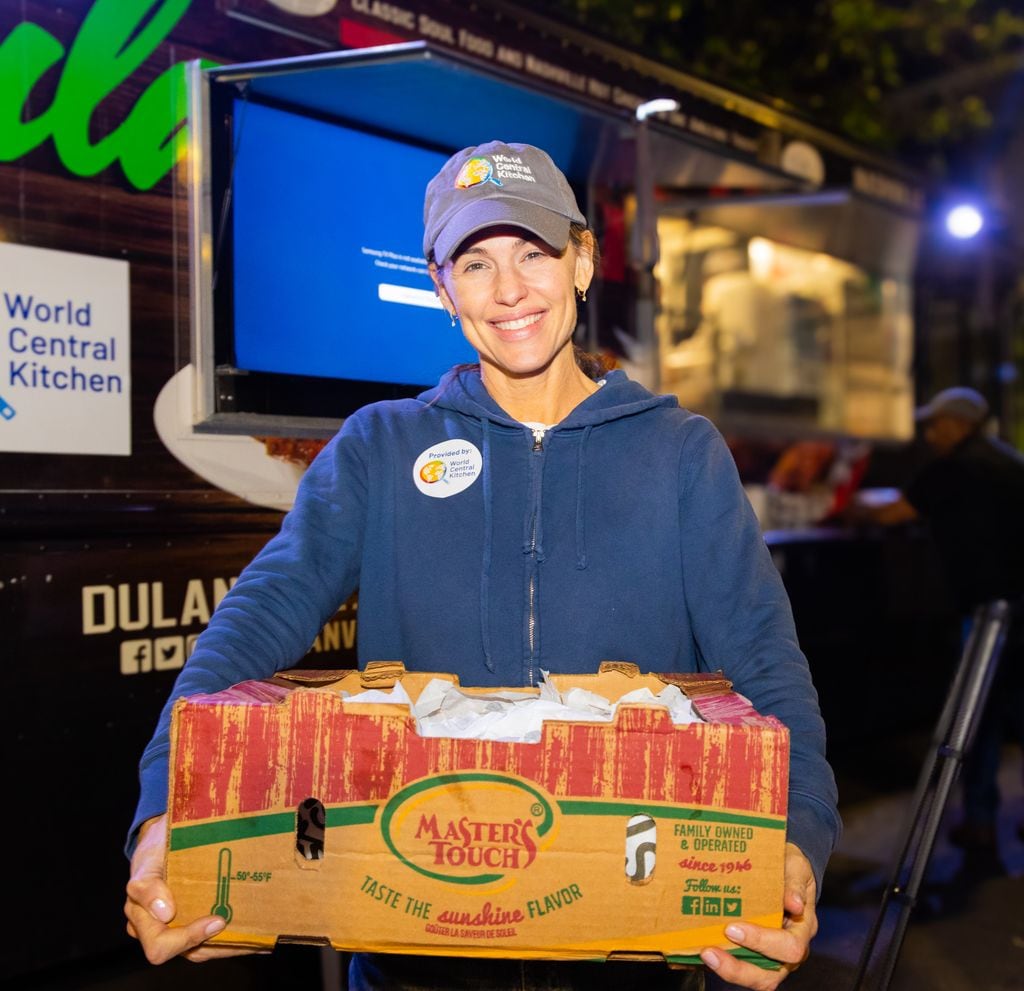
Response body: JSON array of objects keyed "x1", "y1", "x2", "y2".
[{"x1": 493, "y1": 313, "x2": 543, "y2": 331}]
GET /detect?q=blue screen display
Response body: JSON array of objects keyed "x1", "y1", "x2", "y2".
[{"x1": 231, "y1": 101, "x2": 476, "y2": 386}]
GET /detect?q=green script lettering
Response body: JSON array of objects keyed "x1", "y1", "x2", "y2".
[{"x1": 0, "y1": 0, "x2": 194, "y2": 189}]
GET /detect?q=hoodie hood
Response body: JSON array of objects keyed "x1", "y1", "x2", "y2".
[{"x1": 418, "y1": 366, "x2": 678, "y2": 428}]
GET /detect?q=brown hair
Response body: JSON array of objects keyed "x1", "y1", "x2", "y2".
[
  {"x1": 568, "y1": 222, "x2": 601, "y2": 273},
  {"x1": 568, "y1": 223, "x2": 607, "y2": 376}
]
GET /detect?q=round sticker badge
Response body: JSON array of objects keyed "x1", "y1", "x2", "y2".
[{"x1": 413, "y1": 439, "x2": 483, "y2": 498}]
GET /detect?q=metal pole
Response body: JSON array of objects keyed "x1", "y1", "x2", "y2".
[
  {"x1": 632, "y1": 99, "x2": 679, "y2": 393},
  {"x1": 851, "y1": 599, "x2": 1009, "y2": 991}
]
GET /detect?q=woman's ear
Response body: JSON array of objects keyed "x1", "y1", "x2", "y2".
[
  {"x1": 429, "y1": 262, "x2": 456, "y2": 319},
  {"x1": 573, "y1": 230, "x2": 596, "y2": 294}
]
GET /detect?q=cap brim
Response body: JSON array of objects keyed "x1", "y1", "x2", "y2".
[{"x1": 433, "y1": 198, "x2": 572, "y2": 265}]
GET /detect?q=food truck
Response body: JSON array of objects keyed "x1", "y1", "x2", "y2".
[{"x1": 0, "y1": 0, "x2": 948, "y2": 982}]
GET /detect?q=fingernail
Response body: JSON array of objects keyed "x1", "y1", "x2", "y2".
[
  {"x1": 205, "y1": 918, "x2": 226, "y2": 937},
  {"x1": 150, "y1": 898, "x2": 171, "y2": 923},
  {"x1": 792, "y1": 893, "x2": 805, "y2": 910},
  {"x1": 701, "y1": 949, "x2": 721, "y2": 970},
  {"x1": 725, "y1": 924, "x2": 745, "y2": 943}
]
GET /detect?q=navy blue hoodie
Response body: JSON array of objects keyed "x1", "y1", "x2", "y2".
[{"x1": 132, "y1": 368, "x2": 839, "y2": 888}]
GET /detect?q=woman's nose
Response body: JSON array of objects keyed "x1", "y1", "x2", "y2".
[{"x1": 493, "y1": 266, "x2": 528, "y2": 305}]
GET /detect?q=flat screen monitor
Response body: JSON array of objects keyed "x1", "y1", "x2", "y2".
[{"x1": 202, "y1": 94, "x2": 476, "y2": 433}]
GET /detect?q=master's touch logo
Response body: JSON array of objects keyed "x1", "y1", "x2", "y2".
[
  {"x1": 413, "y1": 439, "x2": 482, "y2": 498},
  {"x1": 380, "y1": 773, "x2": 555, "y2": 884}
]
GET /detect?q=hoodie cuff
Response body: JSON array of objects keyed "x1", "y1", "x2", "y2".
[
  {"x1": 786, "y1": 794, "x2": 842, "y2": 899},
  {"x1": 125, "y1": 752, "x2": 170, "y2": 859}
]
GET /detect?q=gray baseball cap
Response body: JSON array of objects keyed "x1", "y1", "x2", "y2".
[
  {"x1": 914, "y1": 386, "x2": 989, "y2": 425},
  {"x1": 423, "y1": 140, "x2": 586, "y2": 264}
]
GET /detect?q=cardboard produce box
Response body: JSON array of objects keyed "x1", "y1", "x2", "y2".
[{"x1": 166, "y1": 661, "x2": 788, "y2": 968}]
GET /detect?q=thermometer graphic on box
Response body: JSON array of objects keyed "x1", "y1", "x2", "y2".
[
  {"x1": 0, "y1": 395, "x2": 14, "y2": 420},
  {"x1": 210, "y1": 847, "x2": 233, "y2": 923}
]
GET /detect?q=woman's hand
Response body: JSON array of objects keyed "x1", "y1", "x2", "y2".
[
  {"x1": 124, "y1": 814, "x2": 261, "y2": 964},
  {"x1": 699, "y1": 843, "x2": 818, "y2": 990}
]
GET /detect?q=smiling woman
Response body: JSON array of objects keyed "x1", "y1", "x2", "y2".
[{"x1": 125, "y1": 139, "x2": 840, "y2": 991}]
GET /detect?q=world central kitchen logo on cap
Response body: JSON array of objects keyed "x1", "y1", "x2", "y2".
[
  {"x1": 380, "y1": 773, "x2": 555, "y2": 884},
  {"x1": 455, "y1": 157, "x2": 503, "y2": 188}
]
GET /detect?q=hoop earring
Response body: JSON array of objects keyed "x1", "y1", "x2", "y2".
[{"x1": 576, "y1": 286, "x2": 587, "y2": 303}]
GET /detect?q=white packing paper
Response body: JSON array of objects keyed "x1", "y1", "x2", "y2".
[{"x1": 341, "y1": 671, "x2": 702, "y2": 742}]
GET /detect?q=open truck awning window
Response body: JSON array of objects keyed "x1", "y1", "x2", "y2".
[{"x1": 189, "y1": 41, "x2": 921, "y2": 442}]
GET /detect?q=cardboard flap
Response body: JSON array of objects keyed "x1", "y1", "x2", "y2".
[
  {"x1": 597, "y1": 660, "x2": 641, "y2": 678},
  {"x1": 272, "y1": 669, "x2": 352, "y2": 687},
  {"x1": 547, "y1": 667, "x2": 672, "y2": 701},
  {"x1": 658, "y1": 670, "x2": 734, "y2": 697},
  {"x1": 610, "y1": 702, "x2": 677, "y2": 731},
  {"x1": 359, "y1": 660, "x2": 407, "y2": 689}
]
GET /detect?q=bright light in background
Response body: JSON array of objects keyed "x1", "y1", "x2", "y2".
[
  {"x1": 945, "y1": 204, "x2": 984, "y2": 239},
  {"x1": 747, "y1": 237, "x2": 775, "y2": 279},
  {"x1": 635, "y1": 98, "x2": 680, "y2": 120}
]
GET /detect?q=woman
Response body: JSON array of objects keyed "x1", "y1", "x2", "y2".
[{"x1": 125, "y1": 140, "x2": 840, "y2": 990}]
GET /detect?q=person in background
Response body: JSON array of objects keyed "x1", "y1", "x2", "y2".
[
  {"x1": 124, "y1": 140, "x2": 841, "y2": 990},
  {"x1": 851, "y1": 386, "x2": 1024, "y2": 852}
]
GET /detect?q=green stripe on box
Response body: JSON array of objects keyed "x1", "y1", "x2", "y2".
[
  {"x1": 667, "y1": 949, "x2": 782, "y2": 970},
  {"x1": 169, "y1": 804, "x2": 378, "y2": 851},
  {"x1": 556, "y1": 800, "x2": 785, "y2": 830}
]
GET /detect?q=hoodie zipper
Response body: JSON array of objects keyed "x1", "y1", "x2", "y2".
[{"x1": 526, "y1": 426, "x2": 546, "y2": 681}]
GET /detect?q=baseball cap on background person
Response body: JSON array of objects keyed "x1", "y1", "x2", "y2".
[
  {"x1": 423, "y1": 140, "x2": 587, "y2": 265},
  {"x1": 914, "y1": 386, "x2": 989, "y2": 426}
]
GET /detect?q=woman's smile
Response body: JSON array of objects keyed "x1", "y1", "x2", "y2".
[{"x1": 489, "y1": 310, "x2": 545, "y2": 336}]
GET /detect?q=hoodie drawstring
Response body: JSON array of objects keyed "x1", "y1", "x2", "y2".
[
  {"x1": 479, "y1": 418, "x2": 495, "y2": 673},
  {"x1": 533, "y1": 453, "x2": 547, "y2": 563},
  {"x1": 575, "y1": 425, "x2": 592, "y2": 570}
]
